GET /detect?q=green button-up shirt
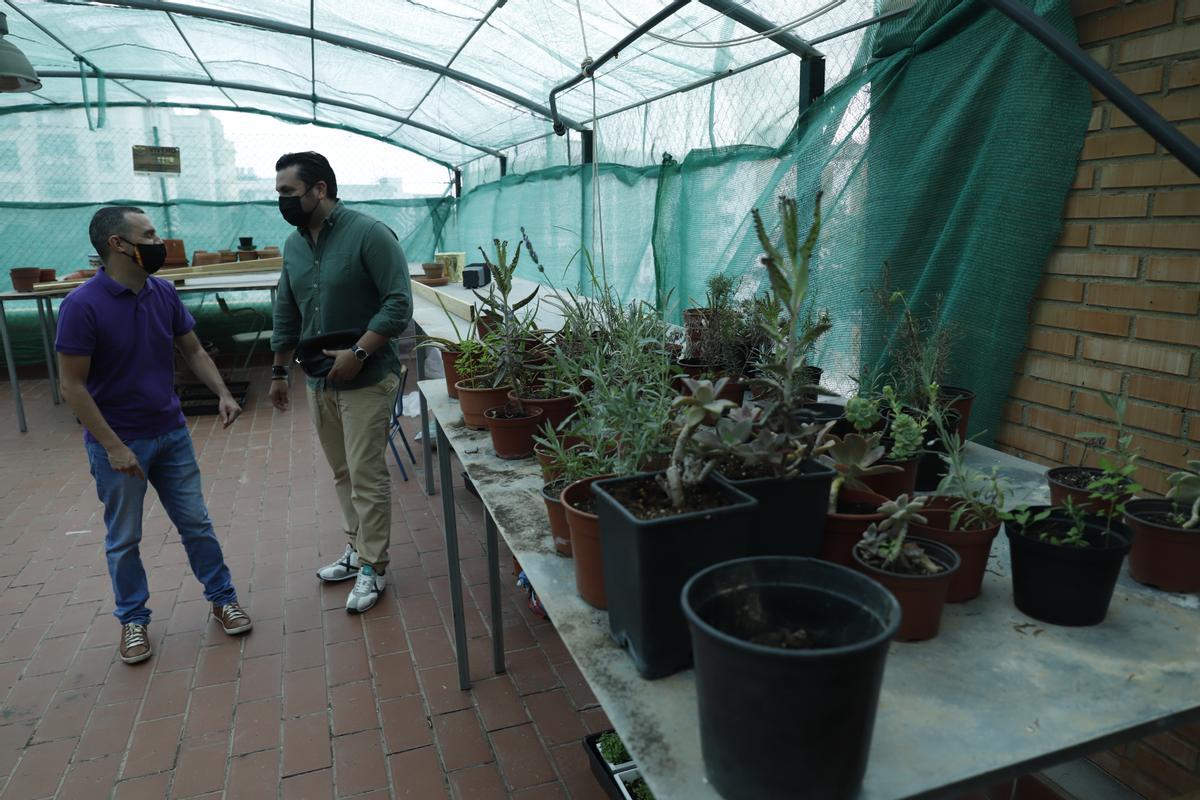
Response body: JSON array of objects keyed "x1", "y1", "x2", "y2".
[{"x1": 271, "y1": 201, "x2": 413, "y2": 391}]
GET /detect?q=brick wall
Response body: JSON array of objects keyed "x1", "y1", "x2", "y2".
[
  {"x1": 996, "y1": 1, "x2": 1200, "y2": 797},
  {"x1": 996, "y1": 0, "x2": 1199, "y2": 500}
]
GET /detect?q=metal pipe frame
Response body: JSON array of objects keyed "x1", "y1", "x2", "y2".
[
  {"x1": 45, "y1": 0, "x2": 583, "y2": 131},
  {"x1": 436, "y1": 420, "x2": 471, "y2": 690},
  {"x1": 549, "y1": 0, "x2": 692, "y2": 136},
  {"x1": 696, "y1": 0, "x2": 823, "y2": 58},
  {"x1": 485, "y1": 511, "x2": 505, "y2": 674},
  {"x1": 0, "y1": 299, "x2": 27, "y2": 433},
  {"x1": 36, "y1": 69, "x2": 500, "y2": 161},
  {"x1": 979, "y1": 0, "x2": 1199, "y2": 176}
]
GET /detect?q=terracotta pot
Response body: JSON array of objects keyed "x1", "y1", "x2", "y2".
[
  {"x1": 542, "y1": 481, "x2": 572, "y2": 557},
  {"x1": 455, "y1": 381, "x2": 512, "y2": 430},
  {"x1": 1046, "y1": 466, "x2": 1131, "y2": 517},
  {"x1": 218, "y1": 250, "x2": 238, "y2": 263},
  {"x1": 716, "y1": 378, "x2": 748, "y2": 405},
  {"x1": 852, "y1": 537, "x2": 960, "y2": 642},
  {"x1": 421, "y1": 262, "x2": 446, "y2": 278},
  {"x1": 441, "y1": 350, "x2": 463, "y2": 399},
  {"x1": 676, "y1": 358, "x2": 712, "y2": 379},
  {"x1": 475, "y1": 313, "x2": 502, "y2": 338},
  {"x1": 859, "y1": 458, "x2": 919, "y2": 500},
  {"x1": 260, "y1": 246, "x2": 280, "y2": 257},
  {"x1": 821, "y1": 487, "x2": 889, "y2": 567},
  {"x1": 10, "y1": 268, "x2": 41, "y2": 293},
  {"x1": 80, "y1": 269, "x2": 97, "y2": 279},
  {"x1": 535, "y1": 445, "x2": 561, "y2": 483},
  {"x1": 509, "y1": 391, "x2": 576, "y2": 432},
  {"x1": 1125, "y1": 499, "x2": 1200, "y2": 593},
  {"x1": 163, "y1": 239, "x2": 187, "y2": 263},
  {"x1": 484, "y1": 405, "x2": 544, "y2": 460},
  {"x1": 683, "y1": 308, "x2": 712, "y2": 350},
  {"x1": 38, "y1": 269, "x2": 56, "y2": 283},
  {"x1": 939, "y1": 385, "x2": 975, "y2": 439},
  {"x1": 909, "y1": 498, "x2": 1001, "y2": 602},
  {"x1": 561, "y1": 475, "x2": 614, "y2": 609},
  {"x1": 237, "y1": 250, "x2": 259, "y2": 262}
]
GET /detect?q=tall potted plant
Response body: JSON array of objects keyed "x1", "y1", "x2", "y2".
[
  {"x1": 818, "y1": 432, "x2": 900, "y2": 566},
  {"x1": 1124, "y1": 460, "x2": 1199, "y2": 593},
  {"x1": 1047, "y1": 392, "x2": 1139, "y2": 517}
]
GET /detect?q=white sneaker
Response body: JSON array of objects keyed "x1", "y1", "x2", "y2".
[
  {"x1": 346, "y1": 564, "x2": 386, "y2": 614},
  {"x1": 317, "y1": 545, "x2": 360, "y2": 582}
]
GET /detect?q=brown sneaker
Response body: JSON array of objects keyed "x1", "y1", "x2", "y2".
[
  {"x1": 119, "y1": 623, "x2": 152, "y2": 664},
  {"x1": 213, "y1": 602, "x2": 253, "y2": 635}
]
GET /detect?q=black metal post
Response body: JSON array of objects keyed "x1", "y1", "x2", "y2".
[
  {"x1": 581, "y1": 130, "x2": 595, "y2": 164},
  {"x1": 799, "y1": 56, "x2": 826, "y2": 109},
  {"x1": 697, "y1": 0, "x2": 822, "y2": 58},
  {"x1": 550, "y1": 0, "x2": 692, "y2": 135},
  {"x1": 499, "y1": 155, "x2": 507, "y2": 177},
  {"x1": 978, "y1": 0, "x2": 1199, "y2": 176},
  {"x1": 453, "y1": 168, "x2": 462, "y2": 198}
]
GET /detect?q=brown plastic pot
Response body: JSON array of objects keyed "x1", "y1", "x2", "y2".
[
  {"x1": 508, "y1": 391, "x2": 576, "y2": 432},
  {"x1": 484, "y1": 406, "x2": 544, "y2": 459},
  {"x1": 441, "y1": 350, "x2": 463, "y2": 399},
  {"x1": 859, "y1": 458, "x2": 919, "y2": 500},
  {"x1": 939, "y1": 385, "x2": 975, "y2": 439},
  {"x1": 542, "y1": 481, "x2": 572, "y2": 557},
  {"x1": 561, "y1": 475, "x2": 614, "y2": 609},
  {"x1": 909, "y1": 499, "x2": 1001, "y2": 603},
  {"x1": 38, "y1": 269, "x2": 56, "y2": 283},
  {"x1": 475, "y1": 313, "x2": 502, "y2": 338},
  {"x1": 10, "y1": 268, "x2": 40, "y2": 293},
  {"x1": 821, "y1": 487, "x2": 889, "y2": 567},
  {"x1": 1124, "y1": 499, "x2": 1200, "y2": 593},
  {"x1": 852, "y1": 537, "x2": 960, "y2": 641},
  {"x1": 421, "y1": 262, "x2": 446, "y2": 278},
  {"x1": 455, "y1": 381, "x2": 512, "y2": 430},
  {"x1": 1047, "y1": 466, "x2": 1131, "y2": 517}
]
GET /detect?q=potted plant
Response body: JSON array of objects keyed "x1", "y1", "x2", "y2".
[
  {"x1": 1124, "y1": 460, "x2": 1200, "y2": 593},
  {"x1": 1047, "y1": 392, "x2": 1139, "y2": 517},
  {"x1": 591, "y1": 377, "x2": 758, "y2": 678},
  {"x1": 852, "y1": 494, "x2": 960, "y2": 641},
  {"x1": 682, "y1": 555, "x2": 900, "y2": 800},
  {"x1": 818, "y1": 432, "x2": 900, "y2": 566},
  {"x1": 418, "y1": 295, "x2": 483, "y2": 399},
  {"x1": 1005, "y1": 498, "x2": 1132, "y2": 626},
  {"x1": 855, "y1": 385, "x2": 922, "y2": 499},
  {"x1": 703, "y1": 193, "x2": 838, "y2": 557},
  {"x1": 678, "y1": 274, "x2": 755, "y2": 403},
  {"x1": 451, "y1": 335, "x2": 504, "y2": 429},
  {"x1": 617, "y1": 770, "x2": 656, "y2": 800}
]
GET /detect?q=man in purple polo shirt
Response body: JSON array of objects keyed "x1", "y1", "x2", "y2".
[{"x1": 55, "y1": 206, "x2": 252, "y2": 666}]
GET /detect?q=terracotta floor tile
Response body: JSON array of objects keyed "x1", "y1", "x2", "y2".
[
  {"x1": 142, "y1": 669, "x2": 193, "y2": 721},
  {"x1": 238, "y1": 653, "x2": 283, "y2": 702},
  {"x1": 525, "y1": 689, "x2": 588, "y2": 748},
  {"x1": 194, "y1": 643, "x2": 240, "y2": 688},
  {"x1": 232, "y1": 697, "x2": 282, "y2": 755},
  {"x1": 322, "y1": 607, "x2": 364, "y2": 646},
  {"x1": 225, "y1": 744, "x2": 280, "y2": 800},
  {"x1": 505, "y1": 648, "x2": 560, "y2": 696},
  {"x1": 399, "y1": 594, "x2": 443, "y2": 630},
  {"x1": 121, "y1": 714, "x2": 184, "y2": 778},
  {"x1": 57, "y1": 751, "x2": 122, "y2": 800},
  {"x1": 490, "y1": 724, "x2": 557, "y2": 791},
  {"x1": 372, "y1": 651, "x2": 419, "y2": 699},
  {"x1": 283, "y1": 714, "x2": 331, "y2": 777},
  {"x1": 154, "y1": 633, "x2": 202, "y2": 674},
  {"x1": 449, "y1": 762, "x2": 509, "y2": 800},
  {"x1": 0, "y1": 625, "x2": 47, "y2": 664},
  {"x1": 472, "y1": 675, "x2": 530, "y2": 732},
  {"x1": 281, "y1": 767, "x2": 334, "y2": 800},
  {"x1": 113, "y1": 771, "x2": 172, "y2": 800},
  {"x1": 553, "y1": 660, "x2": 598, "y2": 711},
  {"x1": 511, "y1": 782, "x2": 569, "y2": 799},
  {"x1": 1, "y1": 737, "x2": 75, "y2": 799},
  {"x1": 387, "y1": 745, "x2": 450, "y2": 800},
  {"x1": 31, "y1": 685, "x2": 99, "y2": 743},
  {"x1": 409, "y1": 624, "x2": 456, "y2": 669},
  {"x1": 285, "y1": 628, "x2": 325, "y2": 672},
  {"x1": 332, "y1": 730, "x2": 389, "y2": 796},
  {"x1": 25, "y1": 631, "x2": 83, "y2": 677},
  {"x1": 61, "y1": 645, "x2": 114, "y2": 691},
  {"x1": 330, "y1": 681, "x2": 379, "y2": 737},
  {"x1": 76, "y1": 699, "x2": 140, "y2": 760},
  {"x1": 183, "y1": 682, "x2": 237, "y2": 739},
  {"x1": 381, "y1": 695, "x2": 433, "y2": 755},
  {"x1": 363, "y1": 614, "x2": 408, "y2": 656},
  {"x1": 284, "y1": 666, "x2": 328, "y2": 718},
  {"x1": 419, "y1": 664, "x2": 473, "y2": 715},
  {"x1": 326, "y1": 638, "x2": 370, "y2": 686},
  {"x1": 549, "y1": 742, "x2": 611, "y2": 800},
  {"x1": 170, "y1": 731, "x2": 230, "y2": 799},
  {"x1": 4, "y1": 672, "x2": 65, "y2": 725},
  {"x1": 434, "y1": 707, "x2": 493, "y2": 771}
]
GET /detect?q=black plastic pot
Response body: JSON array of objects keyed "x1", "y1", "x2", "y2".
[
  {"x1": 713, "y1": 460, "x2": 836, "y2": 557},
  {"x1": 682, "y1": 556, "x2": 900, "y2": 800},
  {"x1": 911, "y1": 409, "x2": 962, "y2": 492},
  {"x1": 1006, "y1": 507, "x2": 1131, "y2": 627},
  {"x1": 583, "y1": 731, "x2": 633, "y2": 800},
  {"x1": 793, "y1": 401, "x2": 852, "y2": 437},
  {"x1": 592, "y1": 472, "x2": 758, "y2": 679}
]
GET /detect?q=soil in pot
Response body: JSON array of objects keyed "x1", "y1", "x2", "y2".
[
  {"x1": 1124, "y1": 499, "x2": 1199, "y2": 593},
  {"x1": 542, "y1": 480, "x2": 572, "y2": 557},
  {"x1": 455, "y1": 380, "x2": 511, "y2": 430},
  {"x1": 909, "y1": 499, "x2": 1000, "y2": 602},
  {"x1": 852, "y1": 537, "x2": 960, "y2": 641},
  {"x1": 713, "y1": 459, "x2": 836, "y2": 557},
  {"x1": 592, "y1": 473, "x2": 757, "y2": 678},
  {"x1": 562, "y1": 475, "x2": 614, "y2": 609},
  {"x1": 441, "y1": 350, "x2": 463, "y2": 399},
  {"x1": 1047, "y1": 466, "x2": 1132, "y2": 517},
  {"x1": 484, "y1": 405, "x2": 544, "y2": 459},
  {"x1": 683, "y1": 556, "x2": 899, "y2": 800},
  {"x1": 821, "y1": 487, "x2": 889, "y2": 566},
  {"x1": 509, "y1": 390, "x2": 576, "y2": 432},
  {"x1": 1006, "y1": 509, "x2": 1131, "y2": 626}
]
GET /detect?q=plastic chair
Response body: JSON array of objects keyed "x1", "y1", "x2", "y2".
[
  {"x1": 216, "y1": 295, "x2": 270, "y2": 371},
  {"x1": 388, "y1": 365, "x2": 417, "y2": 481}
]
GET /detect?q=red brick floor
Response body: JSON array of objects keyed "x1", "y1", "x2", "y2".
[{"x1": 0, "y1": 369, "x2": 613, "y2": 799}]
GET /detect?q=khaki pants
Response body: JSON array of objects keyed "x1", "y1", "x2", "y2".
[{"x1": 307, "y1": 372, "x2": 400, "y2": 572}]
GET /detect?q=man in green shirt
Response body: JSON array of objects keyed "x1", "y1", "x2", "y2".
[{"x1": 269, "y1": 151, "x2": 412, "y2": 614}]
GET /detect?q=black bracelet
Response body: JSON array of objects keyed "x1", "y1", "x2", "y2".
[
  {"x1": 271, "y1": 365, "x2": 288, "y2": 377},
  {"x1": 270, "y1": 376, "x2": 287, "y2": 381}
]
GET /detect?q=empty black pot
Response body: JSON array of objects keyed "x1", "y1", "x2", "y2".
[
  {"x1": 683, "y1": 557, "x2": 900, "y2": 800},
  {"x1": 1006, "y1": 507, "x2": 1131, "y2": 627}
]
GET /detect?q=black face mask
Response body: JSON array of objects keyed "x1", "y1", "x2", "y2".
[
  {"x1": 279, "y1": 185, "x2": 317, "y2": 227},
  {"x1": 118, "y1": 238, "x2": 167, "y2": 274}
]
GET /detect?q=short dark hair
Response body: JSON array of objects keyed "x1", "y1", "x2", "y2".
[
  {"x1": 89, "y1": 206, "x2": 144, "y2": 263},
  {"x1": 275, "y1": 151, "x2": 338, "y2": 200}
]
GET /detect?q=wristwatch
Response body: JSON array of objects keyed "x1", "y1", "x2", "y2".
[{"x1": 351, "y1": 345, "x2": 370, "y2": 363}]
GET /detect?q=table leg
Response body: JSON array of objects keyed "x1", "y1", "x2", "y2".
[
  {"x1": 0, "y1": 300, "x2": 27, "y2": 433},
  {"x1": 44, "y1": 298, "x2": 61, "y2": 399},
  {"x1": 415, "y1": 324, "x2": 436, "y2": 496},
  {"x1": 485, "y1": 510, "x2": 506, "y2": 674},
  {"x1": 35, "y1": 298, "x2": 61, "y2": 405},
  {"x1": 437, "y1": 420, "x2": 471, "y2": 690}
]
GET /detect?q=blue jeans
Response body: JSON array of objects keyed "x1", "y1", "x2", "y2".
[{"x1": 87, "y1": 426, "x2": 237, "y2": 625}]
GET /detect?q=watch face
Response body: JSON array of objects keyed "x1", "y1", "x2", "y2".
[{"x1": 354, "y1": 347, "x2": 368, "y2": 362}]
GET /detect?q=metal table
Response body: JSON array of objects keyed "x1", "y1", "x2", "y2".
[
  {"x1": 417, "y1": 378, "x2": 1200, "y2": 800},
  {"x1": 0, "y1": 276, "x2": 278, "y2": 432}
]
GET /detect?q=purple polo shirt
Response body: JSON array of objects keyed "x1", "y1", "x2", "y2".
[{"x1": 55, "y1": 269, "x2": 195, "y2": 444}]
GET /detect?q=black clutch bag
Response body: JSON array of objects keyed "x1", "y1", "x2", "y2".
[{"x1": 294, "y1": 328, "x2": 364, "y2": 378}]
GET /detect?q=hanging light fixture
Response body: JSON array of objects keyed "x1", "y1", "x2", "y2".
[{"x1": 0, "y1": 12, "x2": 42, "y2": 93}]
